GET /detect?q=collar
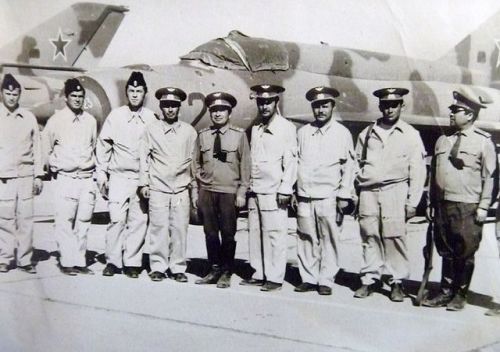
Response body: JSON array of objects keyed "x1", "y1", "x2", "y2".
[
  {"x1": 211, "y1": 124, "x2": 229, "y2": 135},
  {"x1": 454, "y1": 125, "x2": 474, "y2": 138},
  {"x1": 312, "y1": 118, "x2": 335, "y2": 135},
  {"x1": 0, "y1": 104, "x2": 23, "y2": 119},
  {"x1": 127, "y1": 106, "x2": 146, "y2": 123},
  {"x1": 63, "y1": 106, "x2": 84, "y2": 123},
  {"x1": 162, "y1": 120, "x2": 181, "y2": 134},
  {"x1": 259, "y1": 112, "x2": 283, "y2": 135}
]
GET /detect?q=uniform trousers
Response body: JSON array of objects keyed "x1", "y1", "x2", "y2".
[
  {"x1": 296, "y1": 196, "x2": 341, "y2": 287},
  {"x1": 106, "y1": 174, "x2": 148, "y2": 268},
  {"x1": 198, "y1": 189, "x2": 237, "y2": 272},
  {"x1": 0, "y1": 177, "x2": 34, "y2": 267},
  {"x1": 248, "y1": 194, "x2": 288, "y2": 283},
  {"x1": 149, "y1": 189, "x2": 189, "y2": 273},
  {"x1": 54, "y1": 174, "x2": 96, "y2": 267},
  {"x1": 358, "y1": 182, "x2": 409, "y2": 285},
  {"x1": 434, "y1": 201, "x2": 482, "y2": 297}
]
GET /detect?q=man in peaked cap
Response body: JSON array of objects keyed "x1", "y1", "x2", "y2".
[
  {"x1": 294, "y1": 86, "x2": 356, "y2": 295},
  {"x1": 96, "y1": 71, "x2": 156, "y2": 279},
  {"x1": 139, "y1": 87, "x2": 197, "y2": 283},
  {"x1": 242, "y1": 84, "x2": 297, "y2": 292},
  {"x1": 423, "y1": 89, "x2": 497, "y2": 311},
  {"x1": 354, "y1": 87, "x2": 426, "y2": 302},
  {"x1": 43, "y1": 77, "x2": 97, "y2": 276},
  {"x1": 0, "y1": 73, "x2": 44, "y2": 274},
  {"x1": 192, "y1": 92, "x2": 250, "y2": 288}
]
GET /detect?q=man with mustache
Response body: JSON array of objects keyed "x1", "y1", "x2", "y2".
[
  {"x1": 0, "y1": 73, "x2": 44, "y2": 274},
  {"x1": 139, "y1": 87, "x2": 197, "y2": 283},
  {"x1": 96, "y1": 72, "x2": 156, "y2": 278},
  {"x1": 242, "y1": 84, "x2": 297, "y2": 292},
  {"x1": 294, "y1": 86, "x2": 356, "y2": 296},
  {"x1": 354, "y1": 88, "x2": 426, "y2": 301}
]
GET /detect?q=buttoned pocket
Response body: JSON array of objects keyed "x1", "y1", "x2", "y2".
[
  {"x1": 223, "y1": 148, "x2": 238, "y2": 163},
  {"x1": 458, "y1": 149, "x2": 480, "y2": 170},
  {"x1": 200, "y1": 147, "x2": 212, "y2": 164}
]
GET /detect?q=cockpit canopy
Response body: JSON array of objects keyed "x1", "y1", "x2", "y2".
[{"x1": 180, "y1": 30, "x2": 289, "y2": 72}]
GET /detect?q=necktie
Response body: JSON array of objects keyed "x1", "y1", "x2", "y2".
[
  {"x1": 213, "y1": 129, "x2": 226, "y2": 161},
  {"x1": 449, "y1": 133, "x2": 464, "y2": 169}
]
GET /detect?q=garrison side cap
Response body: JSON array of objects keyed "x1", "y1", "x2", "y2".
[
  {"x1": 373, "y1": 87, "x2": 409, "y2": 101},
  {"x1": 250, "y1": 84, "x2": 285, "y2": 100},
  {"x1": 305, "y1": 86, "x2": 340, "y2": 103},
  {"x1": 126, "y1": 71, "x2": 147, "y2": 90},
  {"x1": 205, "y1": 91, "x2": 237, "y2": 109},
  {"x1": 1, "y1": 73, "x2": 21, "y2": 91},
  {"x1": 155, "y1": 87, "x2": 187, "y2": 102},
  {"x1": 64, "y1": 78, "x2": 85, "y2": 96},
  {"x1": 448, "y1": 89, "x2": 487, "y2": 111}
]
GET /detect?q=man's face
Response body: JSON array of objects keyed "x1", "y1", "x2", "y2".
[
  {"x1": 66, "y1": 91, "x2": 85, "y2": 111},
  {"x1": 257, "y1": 97, "x2": 278, "y2": 120},
  {"x1": 210, "y1": 106, "x2": 231, "y2": 128},
  {"x1": 1, "y1": 88, "x2": 21, "y2": 111},
  {"x1": 160, "y1": 101, "x2": 180, "y2": 123},
  {"x1": 312, "y1": 100, "x2": 334, "y2": 125},
  {"x1": 126, "y1": 86, "x2": 146, "y2": 108},
  {"x1": 449, "y1": 106, "x2": 473, "y2": 130},
  {"x1": 379, "y1": 100, "x2": 403, "y2": 124}
]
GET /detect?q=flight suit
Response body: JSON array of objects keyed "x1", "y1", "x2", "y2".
[
  {"x1": 96, "y1": 105, "x2": 156, "y2": 269},
  {"x1": 139, "y1": 119, "x2": 197, "y2": 274},
  {"x1": 0, "y1": 105, "x2": 44, "y2": 267},
  {"x1": 355, "y1": 119, "x2": 426, "y2": 285},
  {"x1": 249, "y1": 113, "x2": 297, "y2": 284},
  {"x1": 432, "y1": 126, "x2": 496, "y2": 298},
  {"x1": 43, "y1": 106, "x2": 97, "y2": 268},
  {"x1": 296, "y1": 119, "x2": 355, "y2": 287},
  {"x1": 193, "y1": 124, "x2": 250, "y2": 273}
]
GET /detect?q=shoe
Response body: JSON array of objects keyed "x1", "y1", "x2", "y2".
[
  {"x1": 294, "y1": 282, "x2": 317, "y2": 293},
  {"x1": 17, "y1": 264, "x2": 36, "y2": 274},
  {"x1": 73, "y1": 266, "x2": 95, "y2": 275},
  {"x1": 60, "y1": 266, "x2": 77, "y2": 276},
  {"x1": 422, "y1": 292, "x2": 453, "y2": 308},
  {"x1": 446, "y1": 294, "x2": 466, "y2": 311},
  {"x1": 0, "y1": 263, "x2": 10, "y2": 273},
  {"x1": 318, "y1": 285, "x2": 332, "y2": 296},
  {"x1": 216, "y1": 272, "x2": 232, "y2": 289},
  {"x1": 149, "y1": 271, "x2": 166, "y2": 282},
  {"x1": 260, "y1": 281, "x2": 282, "y2": 292},
  {"x1": 390, "y1": 283, "x2": 404, "y2": 302},
  {"x1": 102, "y1": 264, "x2": 122, "y2": 277},
  {"x1": 195, "y1": 269, "x2": 221, "y2": 285},
  {"x1": 173, "y1": 273, "x2": 188, "y2": 283},
  {"x1": 354, "y1": 284, "x2": 374, "y2": 298},
  {"x1": 239, "y1": 278, "x2": 264, "y2": 286},
  {"x1": 485, "y1": 307, "x2": 500, "y2": 317},
  {"x1": 125, "y1": 267, "x2": 141, "y2": 279}
]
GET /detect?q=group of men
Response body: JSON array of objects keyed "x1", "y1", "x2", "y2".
[{"x1": 0, "y1": 70, "x2": 498, "y2": 314}]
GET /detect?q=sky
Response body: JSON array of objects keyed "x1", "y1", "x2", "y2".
[{"x1": 1, "y1": 0, "x2": 500, "y2": 67}]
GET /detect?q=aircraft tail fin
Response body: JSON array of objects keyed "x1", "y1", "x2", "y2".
[
  {"x1": 0, "y1": 3, "x2": 128, "y2": 68},
  {"x1": 437, "y1": 9, "x2": 500, "y2": 86}
]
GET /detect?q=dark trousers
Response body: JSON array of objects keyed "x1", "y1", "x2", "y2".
[
  {"x1": 434, "y1": 201, "x2": 483, "y2": 297},
  {"x1": 198, "y1": 189, "x2": 237, "y2": 272}
]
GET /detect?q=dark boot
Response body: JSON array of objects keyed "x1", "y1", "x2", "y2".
[
  {"x1": 216, "y1": 271, "x2": 232, "y2": 289},
  {"x1": 390, "y1": 283, "x2": 405, "y2": 302},
  {"x1": 422, "y1": 288, "x2": 454, "y2": 307},
  {"x1": 195, "y1": 265, "x2": 222, "y2": 285}
]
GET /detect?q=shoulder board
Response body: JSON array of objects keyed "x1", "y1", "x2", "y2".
[
  {"x1": 474, "y1": 128, "x2": 491, "y2": 138},
  {"x1": 229, "y1": 126, "x2": 245, "y2": 133}
]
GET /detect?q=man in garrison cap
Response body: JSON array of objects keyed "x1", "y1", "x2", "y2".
[
  {"x1": 43, "y1": 78, "x2": 97, "y2": 276},
  {"x1": 192, "y1": 92, "x2": 250, "y2": 288},
  {"x1": 354, "y1": 87, "x2": 426, "y2": 302},
  {"x1": 423, "y1": 88, "x2": 497, "y2": 311},
  {"x1": 138, "y1": 87, "x2": 197, "y2": 283},
  {"x1": 294, "y1": 87, "x2": 356, "y2": 296},
  {"x1": 0, "y1": 74, "x2": 44, "y2": 274},
  {"x1": 96, "y1": 71, "x2": 156, "y2": 279},
  {"x1": 242, "y1": 84, "x2": 297, "y2": 292}
]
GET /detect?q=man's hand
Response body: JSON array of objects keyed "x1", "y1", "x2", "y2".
[
  {"x1": 139, "y1": 186, "x2": 150, "y2": 199},
  {"x1": 475, "y1": 207, "x2": 488, "y2": 223},
  {"x1": 97, "y1": 178, "x2": 109, "y2": 200},
  {"x1": 33, "y1": 178, "x2": 43, "y2": 196},
  {"x1": 191, "y1": 191, "x2": 199, "y2": 209},
  {"x1": 405, "y1": 205, "x2": 417, "y2": 221},
  {"x1": 235, "y1": 195, "x2": 246, "y2": 208},
  {"x1": 277, "y1": 193, "x2": 291, "y2": 208},
  {"x1": 425, "y1": 205, "x2": 434, "y2": 222}
]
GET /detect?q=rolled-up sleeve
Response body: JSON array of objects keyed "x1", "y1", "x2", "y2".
[{"x1": 277, "y1": 126, "x2": 297, "y2": 195}]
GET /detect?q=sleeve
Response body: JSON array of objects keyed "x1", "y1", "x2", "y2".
[
  {"x1": 177, "y1": 128, "x2": 197, "y2": 177},
  {"x1": 41, "y1": 117, "x2": 55, "y2": 170},
  {"x1": 338, "y1": 131, "x2": 356, "y2": 200},
  {"x1": 138, "y1": 127, "x2": 151, "y2": 187},
  {"x1": 191, "y1": 134, "x2": 202, "y2": 191},
  {"x1": 31, "y1": 116, "x2": 44, "y2": 178},
  {"x1": 95, "y1": 115, "x2": 113, "y2": 181},
  {"x1": 237, "y1": 132, "x2": 251, "y2": 199},
  {"x1": 277, "y1": 125, "x2": 298, "y2": 195},
  {"x1": 478, "y1": 137, "x2": 497, "y2": 210},
  {"x1": 407, "y1": 130, "x2": 427, "y2": 208}
]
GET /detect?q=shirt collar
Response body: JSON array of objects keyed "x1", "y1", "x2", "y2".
[
  {"x1": 211, "y1": 124, "x2": 229, "y2": 135},
  {"x1": 63, "y1": 106, "x2": 84, "y2": 123},
  {"x1": 127, "y1": 106, "x2": 146, "y2": 124},
  {"x1": 455, "y1": 125, "x2": 474, "y2": 138},
  {"x1": 0, "y1": 104, "x2": 23, "y2": 119},
  {"x1": 162, "y1": 120, "x2": 181, "y2": 134},
  {"x1": 373, "y1": 118, "x2": 403, "y2": 135},
  {"x1": 312, "y1": 118, "x2": 335, "y2": 135},
  {"x1": 259, "y1": 112, "x2": 283, "y2": 135}
]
